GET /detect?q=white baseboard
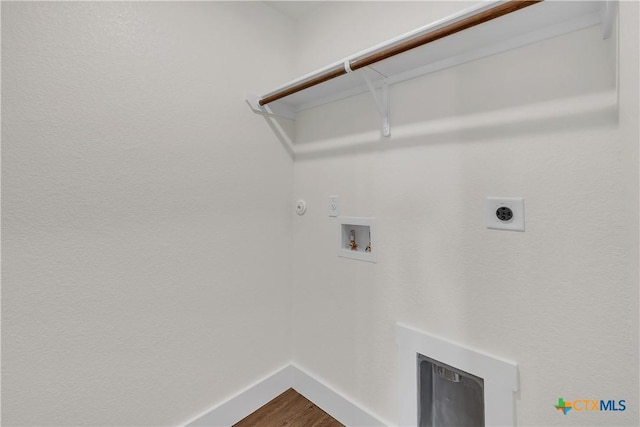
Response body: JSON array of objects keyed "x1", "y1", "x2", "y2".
[
  {"x1": 291, "y1": 365, "x2": 388, "y2": 427},
  {"x1": 184, "y1": 365, "x2": 294, "y2": 427},
  {"x1": 182, "y1": 364, "x2": 388, "y2": 427}
]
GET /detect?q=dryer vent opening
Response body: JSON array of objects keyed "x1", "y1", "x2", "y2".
[{"x1": 417, "y1": 354, "x2": 485, "y2": 427}]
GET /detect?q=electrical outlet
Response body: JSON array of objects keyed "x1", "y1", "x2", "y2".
[
  {"x1": 485, "y1": 197, "x2": 524, "y2": 231},
  {"x1": 329, "y1": 195, "x2": 339, "y2": 217}
]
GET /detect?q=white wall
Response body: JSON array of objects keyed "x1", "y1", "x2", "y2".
[
  {"x1": 291, "y1": 2, "x2": 638, "y2": 426},
  {"x1": 3, "y1": 2, "x2": 638, "y2": 426},
  {"x1": 1, "y1": 2, "x2": 294, "y2": 425}
]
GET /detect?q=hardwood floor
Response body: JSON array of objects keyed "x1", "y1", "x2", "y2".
[{"x1": 233, "y1": 388, "x2": 344, "y2": 427}]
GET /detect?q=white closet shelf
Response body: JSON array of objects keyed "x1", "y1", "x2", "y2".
[{"x1": 246, "y1": 0, "x2": 615, "y2": 139}]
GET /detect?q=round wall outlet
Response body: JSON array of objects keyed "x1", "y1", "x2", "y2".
[
  {"x1": 295, "y1": 199, "x2": 307, "y2": 215},
  {"x1": 496, "y1": 206, "x2": 514, "y2": 222},
  {"x1": 485, "y1": 198, "x2": 524, "y2": 231}
]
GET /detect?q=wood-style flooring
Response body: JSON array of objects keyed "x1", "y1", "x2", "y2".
[{"x1": 233, "y1": 388, "x2": 344, "y2": 427}]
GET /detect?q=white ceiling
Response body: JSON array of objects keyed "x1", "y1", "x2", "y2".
[{"x1": 265, "y1": 1, "x2": 325, "y2": 20}]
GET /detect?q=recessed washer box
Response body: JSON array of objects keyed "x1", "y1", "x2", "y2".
[{"x1": 338, "y1": 217, "x2": 376, "y2": 263}]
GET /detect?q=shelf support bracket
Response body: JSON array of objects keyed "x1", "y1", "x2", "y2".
[
  {"x1": 245, "y1": 94, "x2": 296, "y2": 158},
  {"x1": 246, "y1": 94, "x2": 296, "y2": 120},
  {"x1": 361, "y1": 71, "x2": 390, "y2": 137},
  {"x1": 600, "y1": 1, "x2": 617, "y2": 40}
]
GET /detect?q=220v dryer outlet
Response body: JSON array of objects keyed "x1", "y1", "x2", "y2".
[{"x1": 485, "y1": 197, "x2": 525, "y2": 231}]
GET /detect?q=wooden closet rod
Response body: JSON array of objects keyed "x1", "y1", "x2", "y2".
[{"x1": 259, "y1": 0, "x2": 541, "y2": 107}]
